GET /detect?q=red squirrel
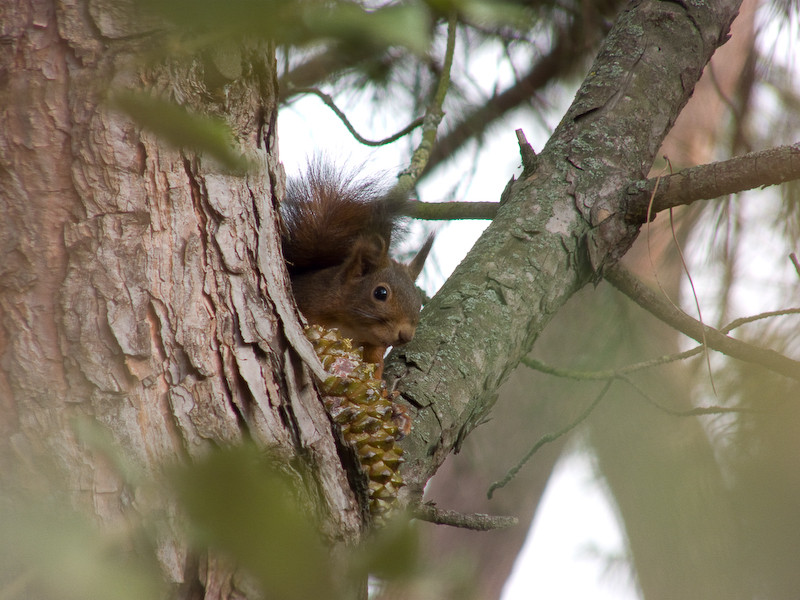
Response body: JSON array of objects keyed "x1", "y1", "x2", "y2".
[{"x1": 281, "y1": 161, "x2": 433, "y2": 377}]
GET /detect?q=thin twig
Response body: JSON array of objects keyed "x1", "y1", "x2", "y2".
[
  {"x1": 413, "y1": 503, "x2": 519, "y2": 531},
  {"x1": 494, "y1": 304, "x2": 800, "y2": 497},
  {"x1": 523, "y1": 356, "x2": 755, "y2": 420},
  {"x1": 605, "y1": 264, "x2": 800, "y2": 381},
  {"x1": 670, "y1": 207, "x2": 717, "y2": 394},
  {"x1": 708, "y1": 61, "x2": 741, "y2": 121},
  {"x1": 644, "y1": 162, "x2": 716, "y2": 392},
  {"x1": 790, "y1": 252, "x2": 800, "y2": 278},
  {"x1": 617, "y1": 374, "x2": 755, "y2": 417},
  {"x1": 521, "y1": 356, "x2": 619, "y2": 380},
  {"x1": 522, "y1": 350, "x2": 701, "y2": 380},
  {"x1": 290, "y1": 86, "x2": 424, "y2": 146},
  {"x1": 644, "y1": 168, "x2": 679, "y2": 314},
  {"x1": 721, "y1": 307, "x2": 800, "y2": 333},
  {"x1": 395, "y1": 12, "x2": 458, "y2": 194},
  {"x1": 487, "y1": 379, "x2": 613, "y2": 499},
  {"x1": 422, "y1": 18, "x2": 586, "y2": 177},
  {"x1": 522, "y1": 307, "x2": 800, "y2": 380}
]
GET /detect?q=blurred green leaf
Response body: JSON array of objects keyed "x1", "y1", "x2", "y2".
[
  {"x1": 460, "y1": 1, "x2": 532, "y2": 28},
  {"x1": 0, "y1": 496, "x2": 164, "y2": 600},
  {"x1": 425, "y1": 0, "x2": 532, "y2": 27},
  {"x1": 138, "y1": 0, "x2": 306, "y2": 40},
  {"x1": 351, "y1": 514, "x2": 419, "y2": 581},
  {"x1": 109, "y1": 91, "x2": 249, "y2": 172},
  {"x1": 170, "y1": 444, "x2": 335, "y2": 600},
  {"x1": 304, "y1": 3, "x2": 431, "y2": 55},
  {"x1": 72, "y1": 417, "x2": 145, "y2": 488},
  {"x1": 137, "y1": 0, "x2": 432, "y2": 54}
]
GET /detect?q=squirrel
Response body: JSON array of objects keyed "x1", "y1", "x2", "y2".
[{"x1": 280, "y1": 161, "x2": 433, "y2": 378}]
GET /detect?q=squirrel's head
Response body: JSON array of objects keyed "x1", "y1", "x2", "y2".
[{"x1": 335, "y1": 234, "x2": 433, "y2": 352}]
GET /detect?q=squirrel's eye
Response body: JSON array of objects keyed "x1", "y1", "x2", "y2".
[{"x1": 373, "y1": 286, "x2": 389, "y2": 301}]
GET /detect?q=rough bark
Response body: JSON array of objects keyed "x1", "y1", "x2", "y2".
[{"x1": 0, "y1": 0, "x2": 361, "y2": 596}]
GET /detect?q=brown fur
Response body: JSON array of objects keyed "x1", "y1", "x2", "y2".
[{"x1": 281, "y1": 162, "x2": 433, "y2": 376}]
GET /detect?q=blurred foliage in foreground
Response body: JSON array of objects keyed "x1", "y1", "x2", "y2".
[
  {"x1": 110, "y1": 0, "x2": 533, "y2": 171},
  {"x1": 0, "y1": 429, "x2": 422, "y2": 600}
]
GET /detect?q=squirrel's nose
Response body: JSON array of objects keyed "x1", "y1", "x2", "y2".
[{"x1": 396, "y1": 326, "x2": 415, "y2": 345}]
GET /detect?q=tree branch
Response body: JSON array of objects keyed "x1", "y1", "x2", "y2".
[
  {"x1": 408, "y1": 143, "x2": 800, "y2": 222},
  {"x1": 522, "y1": 353, "x2": 696, "y2": 381},
  {"x1": 522, "y1": 307, "x2": 800, "y2": 381},
  {"x1": 627, "y1": 143, "x2": 800, "y2": 222},
  {"x1": 421, "y1": 17, "x2": 599, "y2": 177},
  {"x1": 406, "y1": 143, "x2": 800, "y2": 225},
  {"x1": 396, "y1": 11, "x2": 457, "y2": 194},
  {"x1": 413, "y1": 503, "x2": 518, "y2": 531},
  {"x1": 487, "y1": 379, "x2": 612, "y2": 499},
  {"x1": 604, "y1": 264, "x2": 800, "y2": 381},
  {"x1": 404, "y1": 200, "x2": 498, "y2": 220},
  {"x1": 279, "y1": 50, "x2": 363, "y2": 102},
  {"x1": 616, "y1": 374, "x2": 756, "y2": 417},
  {"x1": 522, "y1": 357, "x2": 753, "y2": 417},
  {"x1": 287, "y1": 87, "x2": 424, "y2": 147},
  {"x1": 391, "y1": 0, "x2": 744, "y2": 502}
]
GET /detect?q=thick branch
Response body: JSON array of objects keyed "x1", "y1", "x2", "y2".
[
  {"x1": 604, "y1": 265, "x2": 800, "y2": 381},
  {"x1": 410, "y1": 143, "x2": 800, "y2": 222},
  {"x1": 627, "y1": 143, "x2": 800, "y2": 222},
  {"x1": 390, "y1": 0, "x2": 744, "y2": 501},
  {"x1": 404, "y1": 200, "x2": 498, "y2": 220}
]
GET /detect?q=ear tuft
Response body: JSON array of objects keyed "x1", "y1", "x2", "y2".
[{"x1": 407, "y1": 233, "x2": 434, "y2": 280}]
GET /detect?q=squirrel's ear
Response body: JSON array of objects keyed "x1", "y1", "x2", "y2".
[
  {"x1": 342, "y1": 235, "x2": 386, "y2": 279},
  {"x1": 406, "y1": 234, "x2": 434, "y2": 280}
]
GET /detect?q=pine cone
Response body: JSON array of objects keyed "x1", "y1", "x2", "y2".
[{"x1": 305, "y1": 325, "x2": 408, "y2": 522}]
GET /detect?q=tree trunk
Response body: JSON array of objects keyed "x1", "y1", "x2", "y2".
[{"x1": 0, "y1": 0, "x2": 360, "y2": 595}]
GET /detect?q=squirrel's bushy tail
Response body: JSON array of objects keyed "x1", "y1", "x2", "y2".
[{"x1": 280, "y1": 160, "x2": 408, "y2": 273}]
